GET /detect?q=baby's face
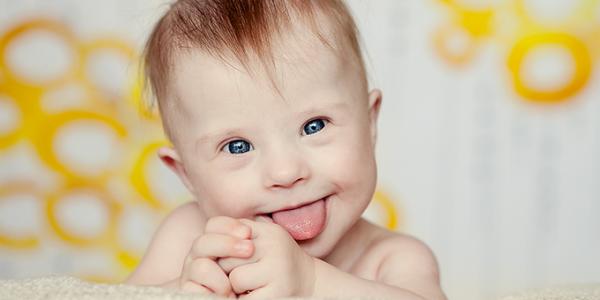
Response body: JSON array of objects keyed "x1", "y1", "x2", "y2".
[{"x1": 162, "y1": 37, "x2": 381, "y2": 257}]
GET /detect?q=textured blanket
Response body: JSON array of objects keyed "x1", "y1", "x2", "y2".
[
  {"x1": 498, "y1": 284, "x2": 600, "y2": 300},
  {"x1": 0, "y1": 276, "x2": 205, "y2": 300},
  {"x1": 0, "y1": 275, "x2": 340, "y2": 300},
  {"x1": 1, "y1": 275, "x2": 600, "y2": 300}
]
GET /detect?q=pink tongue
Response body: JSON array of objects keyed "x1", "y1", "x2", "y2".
[{"x1": 272, "y1": 199, "x2": 326, "y2": 240}]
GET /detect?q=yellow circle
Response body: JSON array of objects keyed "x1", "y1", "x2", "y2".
[
  {"x1": 0, "y1": 91, "x2": 25, "y2": 149},
  {"x1": 512, "y1": 0, "x2": 600, "y2": 30},
  {"x1": 433, "y1": 22, "x2": 479, "y2": 66},
  {"x1": 33, "y1": 110, "x2": 127, "y2": 180},
  {"x1": 436, "y1": 0, "x2": 495, "y2": 37},
  {"x1": 130, "y1": 141, "x2": 171, "y2": 210},
  {"x1": 0, "y1": 82, "x2": 44, "y2": 150},
  {"x1": 0, "y1": 182, "x2": 42, "y2": 249},
  {"x1": 372, "y1": 189, "x2": 401, "y2": 231},
  {"x1": 79, "y1": 38, "x2": 139, "y2": 110},
  {"x1": 0, "y1": 19, "x2": 80, "y2": 89},
  {"x1": 507, "y1": 32, "x2": 592, "y2": 103},
  {"x1": 130, "y1": 68, "x2": 161, "y2": 121},
  {"x1": 115, "y1": 248, "x2": 141, "y2": 273},
  {"x1": 433, "y1": 0, "x2": 496, "y2": 66},
  {"x1": 45, "y1": 181, "x2": 122, "y2": 247}
]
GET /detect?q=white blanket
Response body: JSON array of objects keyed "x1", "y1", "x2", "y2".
[
  {"x1": 498, "y1": 283, "x2": 600, "y2": 300},
  {"x1": 1, "y1": 275, "x2": 600, "y2": 300},
  {"x1": 0, "y1": 275, "x2": 345, "y2": 300},
  {"x1": 0, "y1": 276, "x2": 209, "y2": 300}
]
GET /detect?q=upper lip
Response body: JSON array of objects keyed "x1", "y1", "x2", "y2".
[{"x1": 266, "y1": 194, "x2": 329, "y2": 215}]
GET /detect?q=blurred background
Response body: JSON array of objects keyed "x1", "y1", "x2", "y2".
[{"x1": 0, "y1": 0, "x2": 599, "y2": 299}]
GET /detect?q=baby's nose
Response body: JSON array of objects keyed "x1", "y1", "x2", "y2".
[{"x1": 262, "y1": 149, "x2": 310, "y2": 189}]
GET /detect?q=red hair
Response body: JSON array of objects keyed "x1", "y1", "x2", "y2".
[{"x1": 143, "y1": 0, "x2": 365, "y2": 139}]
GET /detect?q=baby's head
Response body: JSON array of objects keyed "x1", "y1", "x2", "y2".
[{"x1": 144, "y1": 0, "x2": 382, "y2": 258}]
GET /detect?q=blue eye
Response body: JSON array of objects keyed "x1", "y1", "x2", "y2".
[
  {"x1": 303, "y1": 119, "x2": 326, "y2": 135},
  {"x1": 224, "y1": 140, "x2": 253, "y2": 154}
]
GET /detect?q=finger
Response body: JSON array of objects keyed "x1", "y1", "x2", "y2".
[
  {"x1": 205, "y1": 216, "x2": 251, "y2": 239},
  {"x1": 228, "y1": 263, "x2": 267, "y2": 295},
  {"x1": 217, "y1": 256, "x2": 259, "y2": 274},
  {"x1": 190, "y1": 233, "x2": 254, "y2": 260},
  {"x1": 254, "y1": 215, "x2": 274, "y2": 223},
  {"x1": 240, "y1": 218, "x2": 285, "y2": 242},
  {"x1": 179, "y1": 280, "x2": 211, "y2": 294},
  {"x1": 239, "y1": 285, "x2": 274, "y2": 300},
  {"x1": 238, "y1": 219, "x2": 260, "y2": 239},
  {"x1": 184, "y1": 258, "x2": 232, "y2": 297}
]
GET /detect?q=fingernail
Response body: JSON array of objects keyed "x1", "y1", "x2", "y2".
[{"x1": 234, "y1": 240, "x2": 252, "y2": 254}]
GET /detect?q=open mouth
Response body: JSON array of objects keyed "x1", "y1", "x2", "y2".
[{"x1": 268, "y1": 196, "x2": 329, "y2": 241}]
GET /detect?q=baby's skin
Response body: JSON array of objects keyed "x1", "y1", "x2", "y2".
[{"x1": 127, "y1": 11, "x2": 446, "y2": 300}]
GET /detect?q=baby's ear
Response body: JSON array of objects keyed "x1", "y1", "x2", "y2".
[
  {"x1": 157, "y1": 146, "x2": 196, "y2": 194},
  {"x1": 367, "y1": 89, "x2": 383, "y2": 147}
]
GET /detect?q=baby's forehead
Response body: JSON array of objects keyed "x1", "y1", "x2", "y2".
[
  {"x1": 170, "y1": 56, "x2": 337, "y2": 121},
  {"x1": 169, "y1": 31, "x2": 358, "y2": 102}
]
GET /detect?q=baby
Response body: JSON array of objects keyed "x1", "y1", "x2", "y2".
[{"x1": 126, "y1": 1, "x2": 446, "y2": 299}]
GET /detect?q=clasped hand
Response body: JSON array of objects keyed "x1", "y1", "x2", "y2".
[{"x1": 177, "y1": 216, "x2": 316, "y2": 299}]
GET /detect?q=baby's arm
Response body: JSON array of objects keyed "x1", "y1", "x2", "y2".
[
  {"x1": 313, "y1": 235, "x2": 446, "y2": 300},
  {"x1": 125, "y1": 202, "x2": 254, "y2": 297},
  {"x1": 125, "y1": 202, "x2": 204, "y2": 286}
]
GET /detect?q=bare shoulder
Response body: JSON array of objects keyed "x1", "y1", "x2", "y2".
[
  {"x1": 124, "y1": 201, "x2": 206, "y2": 285},
  {"x1": 363, "y1": 223, "x2": 446, "y2": 300}
]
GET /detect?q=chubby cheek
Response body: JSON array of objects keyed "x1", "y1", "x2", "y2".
[
  {"x1": 316, "y1": 132, "x2": 376, "y2": 194},
  {"x1": 189, "y1": 166, "x2": 259, "y2": 218}
]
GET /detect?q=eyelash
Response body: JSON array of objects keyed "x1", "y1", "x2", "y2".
[
  {"x1": 220, "y1": 117, "x2": 330, "y2": 155},
  {"x1": 221, "y1": 139, "x2": 253, "y2": 154},
  {"x1": 302, "y1": 118, "x2": 329, "y2": 136}
]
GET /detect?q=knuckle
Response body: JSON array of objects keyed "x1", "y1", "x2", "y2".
[
  {"x1": 197, "y1": 233, "x2": 212, "y2": 243},
  {"x1": 191, "y1": 236, "x2": 207, "y2": 255},
  {"x1": 228, "y1": 268, "x2": 243, "y2": 287},
  {"x1": 238, "y1": 218, "x2": 253, "y2": 228},
  {"x1": 216, "y1": 257, "x2": 230, "y2": 270},
  {"x1": 213, "y1": 281, "x2": 231, "y2": 296},
  {"x1": 205, "y1": 216, "x2": 222, "y2": 231},
  {"x1": 192, "y1": 257, "x2": 214, "y2": 270}
]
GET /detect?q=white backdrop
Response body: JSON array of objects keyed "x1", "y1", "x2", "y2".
[{"x1": 0, "y1": 1, "x2": 599, "y2": 299}]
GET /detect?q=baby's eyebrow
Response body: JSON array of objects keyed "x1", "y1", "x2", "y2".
[
  {"x1": 194, "y1": 129, "x2": 242, "y2": 151},
  {"x1": 192, "y1": 99, "x2": 348, "y2": 152},
  {"x1": 298, "y1": 99, "x2": 349, "y2": 116}
]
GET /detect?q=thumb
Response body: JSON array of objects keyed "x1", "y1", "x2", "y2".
[{"x1": 254, "y1": 215, "x2": 274, "y2": 223}]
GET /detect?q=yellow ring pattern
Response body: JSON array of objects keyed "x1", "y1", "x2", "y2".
[
  {"x1": 33, "y1": 110, "x2": 128, "y2": 181},
  {"x1": 507, "y1": 32, "x2": 592, "y2": 103},
  {"x1": 0, "y1": 19, "x2": 80, "y2": 89},
  {"x1": 130, "y1": 141, "x2": 170, "y2": 210},
  {"x1": 372, "y1": 189, "x2": 402, "y2": 230},
  {"x1": 0, "y1": 182, "x2": 42, "y2": 249},
  {"x1": 45, "y1": 181, "x2": 122, "y2": 247},
  {"x1": 435, "y1": 0, "x2": 598, "y2": 103}
]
